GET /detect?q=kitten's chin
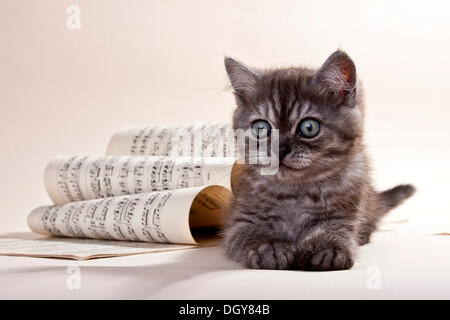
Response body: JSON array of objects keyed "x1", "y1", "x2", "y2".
[
  {"x1": 275, "y1": 164, "x2": 309, "y2": 181},
  {"x1": 278, "y1": 158, "x2": 312, "y2": 174},
  {"x1": 275, "y1": 162, "x2": 341, "y2": 185}
]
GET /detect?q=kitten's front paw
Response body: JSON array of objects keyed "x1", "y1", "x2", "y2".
[
  {"x1": 294, "y1": 242, "x2": 353, "y2": 271},
  {"x1": 246, "y1": 242, "x2": 296, "y2": 270}
]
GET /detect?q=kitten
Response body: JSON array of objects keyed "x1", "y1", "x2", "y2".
[{"x1": 223, "y1": 50, "x2": 415, "y2": 271}]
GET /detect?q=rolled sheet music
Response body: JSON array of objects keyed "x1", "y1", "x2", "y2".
[
  {"x1": 44, "y1": 155, "x2": 235, "y2": 204},
  {"x1": 106, "y1": 122, "x2": 236, "y2": 158},
  {"x1": 28, "y1": 185, "x2": 231, "y2": 244},
  {"x1": 17, "y1": 122, "x2": 240, "y2": 257}
]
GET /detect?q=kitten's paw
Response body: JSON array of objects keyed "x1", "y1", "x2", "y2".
[
  {"x1": 246, "y1": 242, "x2": 296, "y2": 270},
  {"x1": 294, "y1": 243, "x2": 353, "y2": 271}
]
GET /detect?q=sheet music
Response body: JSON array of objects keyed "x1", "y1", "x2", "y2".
[
  {"x1": 45, "y1": 156, "x2": 235, "y2": 204},
  {"x1": 106, "y1": 122, "x2": 236, "y2": 158},
  {"x1": 0, "y1": 234, "x2": 201, "y2": 260},
  {"x1": 28, "y1": 186, "x2": 231, "y2": 245},
  {"x1": 4, "y1": 122, "x2": 239, "y2": 260}
]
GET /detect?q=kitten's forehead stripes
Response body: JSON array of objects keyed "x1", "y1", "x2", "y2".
[
  {"x1": 262, "y1": 72, "x2": 316, "y2": 132},
  {"x1": 268, "y1": 76, "x2": 281, "y2": 121}
]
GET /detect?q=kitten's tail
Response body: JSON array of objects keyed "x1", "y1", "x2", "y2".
[{"x1": 377, "y1": 184, "x2": 416, "y2": 216}]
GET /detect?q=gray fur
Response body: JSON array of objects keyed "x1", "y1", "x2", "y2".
[{"x1": 223, "y1": 50, "x2": 415, "y2": 271}]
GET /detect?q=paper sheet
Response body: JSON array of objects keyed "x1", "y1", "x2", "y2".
[
  {"x1": 0, "y1": 233, "x2": 204, "y2": 260},
  {"x1": 44, "y1": 155, "x2": 234, "y2": 204},
  {"x1": 106, "y1": 122, "x2": 235, "y2": 158},
  {"x1": 28, "y1": 185, "x2": 231, "y2": 244}
]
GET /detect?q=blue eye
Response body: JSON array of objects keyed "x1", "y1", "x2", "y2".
[
  {"x1": 297, "y1": 118, "x2": 320, "y2": 138},
  {"x1": 251, "y1": 120, "x2": 271, "y2": 139}
]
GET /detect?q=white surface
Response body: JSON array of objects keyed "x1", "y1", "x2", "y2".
[{"x1": 1, "y1": 227, "x2": 449, "y2": 299}]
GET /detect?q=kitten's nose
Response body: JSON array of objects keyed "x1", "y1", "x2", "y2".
[{"x1": 279, "y1": 147, "x2": 291, "y2": 160}]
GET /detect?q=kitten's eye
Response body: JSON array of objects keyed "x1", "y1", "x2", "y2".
[
  {"x1": 297, "y1": 118, "x2": 320, "y2": 138},
  {"x1": 251, "y1": 120, "x2": 271, "y2": 139}
]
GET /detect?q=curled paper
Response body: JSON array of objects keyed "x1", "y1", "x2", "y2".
[
  {"x1": 106, "y1": 122, "x2": 235, "y2": 158},
  {"x1": 44, "y1": 155, "x2": 235, "y2": 204},
  {"x1": 29, "y1": 185, "x2": 231, "y2": 245}
]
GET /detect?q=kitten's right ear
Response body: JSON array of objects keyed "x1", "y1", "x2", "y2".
[{"x1": 224, "y1": 57, "x2": 260, "y2": 101}]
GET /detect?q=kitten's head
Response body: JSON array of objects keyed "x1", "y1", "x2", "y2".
[{"x1": 225, "y1": 50, "x2": 365, "y2": 184}]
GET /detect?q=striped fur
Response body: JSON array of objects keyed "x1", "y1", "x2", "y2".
[{"x1": 223, "y1": 50, "x2": 415, "y2": 270}]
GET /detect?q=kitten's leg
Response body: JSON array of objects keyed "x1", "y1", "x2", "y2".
[
  {"x1": 357, "y1": 220, "x2": 376, "y2": 245},
  {"x1": 224, "y1": 222, "x2": 296, "y2": 270},
  {"x1": 294, "y1": 220, "x2": 357, "y2": 271}
]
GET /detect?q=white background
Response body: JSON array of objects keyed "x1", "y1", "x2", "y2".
[{"x1": 1, "y1": 0, "x2": 449, "y2": 232}]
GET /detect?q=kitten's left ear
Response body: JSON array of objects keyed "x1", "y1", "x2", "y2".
[{"x1": 313, "y1": 50, "x2": 356, "y2": 103}]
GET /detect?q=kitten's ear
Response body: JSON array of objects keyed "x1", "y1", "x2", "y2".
[
  {"x1": 313, "y1": 50, "x2": 356, "y2": 103},
  {"x1": 224, "y1": 57, "x2": 260, "y2": 102}
]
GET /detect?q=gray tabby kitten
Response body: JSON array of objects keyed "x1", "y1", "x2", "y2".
[{"x1": 223, "y1": 50, "x2": 415, "y2": 271}]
